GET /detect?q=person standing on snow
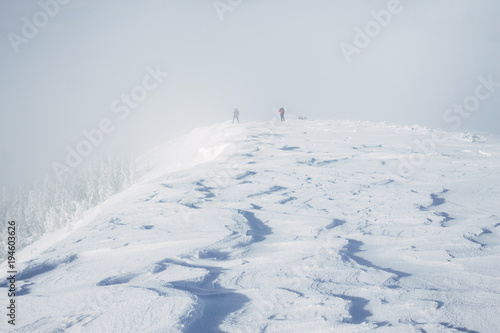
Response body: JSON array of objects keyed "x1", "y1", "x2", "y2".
[
  {"x1": 279, "y1": 107, "x2": 285, "y2": 122},
  {"x1": 233, "y1": 108, "x2": 240, "y2": 123}
]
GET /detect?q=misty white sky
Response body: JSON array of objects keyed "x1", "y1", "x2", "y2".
[{"x1": 1, "y1": 0, "x2": 499, "y2": 190}]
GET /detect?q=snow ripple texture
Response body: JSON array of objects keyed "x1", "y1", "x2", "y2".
[{"x1": 1, "y1": 120, "x2": 499, "y2": 333}]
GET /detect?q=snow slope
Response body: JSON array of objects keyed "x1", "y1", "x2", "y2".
[{"x1": 2, "y1": 119, "x2": 500, "y2": 333}]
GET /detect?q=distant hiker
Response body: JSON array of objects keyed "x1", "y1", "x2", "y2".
[
  {"x1": 233, "y1": 108, "x2": 240, "y2": 123},
  {"x1": 279, "y1": 107, "x2": 285, "y2": 122}
]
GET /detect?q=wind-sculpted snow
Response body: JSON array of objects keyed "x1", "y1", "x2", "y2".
[
  {"x1": 325, "y1": 218, "x2": 346, "y2": 229},
  {"x1": 331, "y1": 294, "x2": 372, "y2": 324},
  {"x1": 160, "y1": 259, "x2": 250, "y2": 333},
  {"x1": 238, "y1": 210, "x2": 272, "y2": 243},
  {"x1": 96, "y1": 273, "x2": 140, "y2": 286},
  {"x1": 279, "y1": 145, "x2": 300, "y2": 151},
  {"x1": 343, "y1": 239, "x2": 411, "y2": 288},
  {"x1": 247, "y1": 185, "x2": 287, "y2": 198},
  {"x1": 194, "y1": 180, "x2": 216, "y2": 199},
  {"x1": 234, "y1": 170, "x2": 256, "y2": 180},
  {"x1": 2, "y1": 120, "x2": 499, "y2": 333},
  {"x1": 418, "y1": 189, "x2": 455, "y2": 226},
  {"x1": 0, "y1": 254, "x2": 78, "y2": 294},
  {"x1": 15, "y1": 254, "x2": 78, "y2": 282}
]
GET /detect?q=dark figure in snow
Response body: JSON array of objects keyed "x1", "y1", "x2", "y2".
[
  {"x1": 233, "y1": 108, "x2": 240, "y2": 123},
  {"x1": 279, "y1": 107, "x2": 285, "y2": 122}
]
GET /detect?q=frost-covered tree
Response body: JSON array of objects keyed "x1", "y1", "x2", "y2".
[{"x1": 0, "y1": 154, "x2": 137, "y2": 261}]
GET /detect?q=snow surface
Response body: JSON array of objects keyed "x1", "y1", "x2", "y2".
[{"x1": 2, "y1": 119, "x2": 500, "y2": 332}]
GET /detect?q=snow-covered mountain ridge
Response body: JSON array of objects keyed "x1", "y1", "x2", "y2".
[{"x1": 2, "y1": 119, "x2": 499, "y2": 332}]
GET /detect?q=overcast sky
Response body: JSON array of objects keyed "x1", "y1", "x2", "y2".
[{"x1": 1, "y1": 0, "x2": 499, "y2": 190}]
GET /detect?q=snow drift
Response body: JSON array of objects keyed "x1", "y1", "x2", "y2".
[{"x1": 1, "y1": 119, "x2": 499, "y2": 332}]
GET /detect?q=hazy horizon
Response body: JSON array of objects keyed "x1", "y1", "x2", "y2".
[{"x1": 1, "y1": 0, "x2": 499, "y2": 190}]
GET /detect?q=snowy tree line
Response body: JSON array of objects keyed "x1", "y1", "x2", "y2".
[{"x1": 0, "y1": 155, "x2": 136, "y2": 261}]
